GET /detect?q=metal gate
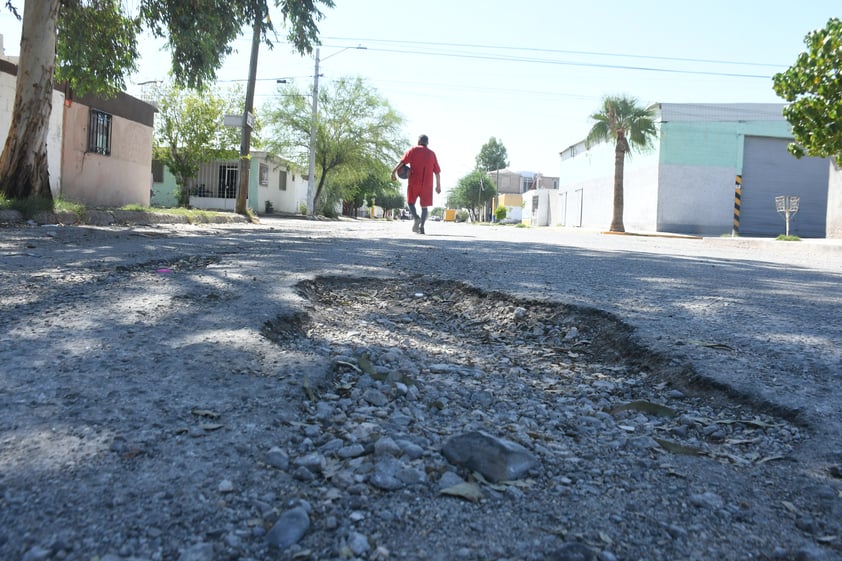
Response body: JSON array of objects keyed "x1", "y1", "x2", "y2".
[{"x1": 740, "y1": 136, "x2": 828, "y2": 237}]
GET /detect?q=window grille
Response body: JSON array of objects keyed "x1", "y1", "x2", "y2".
[{"x1": 88, "y1": 109, "x2": 112, "y2": 155}]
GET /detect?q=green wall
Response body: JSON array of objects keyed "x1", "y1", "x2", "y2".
[{"x1": 658, "y1": 120, "x2": 793, "y2": 169}]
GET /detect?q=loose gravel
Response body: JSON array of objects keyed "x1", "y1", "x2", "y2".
[{"x1": 1, "y1": 220, "x2": 841, "y2": 561}]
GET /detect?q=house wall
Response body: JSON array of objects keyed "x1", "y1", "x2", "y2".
[
  {"x1": 828, "y1": 160, "x2": 842, "y2": 239},
  {"x1": 556, "y1": 104, "x2": 832, "y2": 236},
  {"x1": 0, "y1": 59, "x2": 64, "y2": 196},
  {"x1": 151, "y1": 164, "x2": 179, "y2": 208},
  {"x1": 558, "y1": 139, "x2": 660, "y2": 231},
  {"x1": 656, "y1": 120, "x2": 793, "y2": 235},
  {"x1": 256, "y1": 154, "x2": 308, "y2": 214},
  {"x1": 60, "y1": 98, "x2": 154, "y2": 207},
  {"x1": 496, "y1": 193, "x2": 523, "y2": 222},
  {"x1": 188, "y1": 153, "x2": 308, "y2": 214}
]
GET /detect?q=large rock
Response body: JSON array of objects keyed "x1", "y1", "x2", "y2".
[{"x1": 441, "y1": 430, "x2": 538, "y2": 483}]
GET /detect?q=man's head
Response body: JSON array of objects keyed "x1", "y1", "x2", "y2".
[{"x1": 418, "y1": 134, "x2": 429, "y2": 146}]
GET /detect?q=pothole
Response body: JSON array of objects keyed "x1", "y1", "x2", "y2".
[{"x1": 262, "y1": 275, "x2": 802, "y2": 467}]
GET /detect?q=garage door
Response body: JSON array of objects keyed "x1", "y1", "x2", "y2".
[{"x1": 740, "y1": 136, "x2": 828, "y2": 237}]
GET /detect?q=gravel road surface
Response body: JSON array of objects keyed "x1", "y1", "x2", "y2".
[{"x1": 1, "y1": 217, "x2": 841, "y2": 561}]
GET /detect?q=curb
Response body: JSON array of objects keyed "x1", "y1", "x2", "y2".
[{"x1": 0, "y1": 208, "x2": 250, "y2": 227}]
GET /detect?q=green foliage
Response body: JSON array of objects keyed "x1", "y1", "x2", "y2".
[
  {"x1": 56, "y1": 0, "x2": 140, "y2": 97},
  {"x1": 263, "y1": 77, "x2": 405, "y2": 210},
  {"x1": 494, "y1": 205, "x2": 507, "y2": 222},
  {"x1": 773, "y1": 17, "x2": 842, "y2": 161},
  {"x1": 0, "y1": 194, "x2": 52, "y2": 217},
  {"x1": 447, "y1": 170, "x2": 496, "y2": 217},
  {"x1": 139, "y1": 0, "x2": 334, "y2": 90},
  {"x1": 153, "y1": 82, "x2": 243, "y2": 206},
  {"x1": 776, "y1": 234, "x2": 802, "y2": 241},
  {"x1": 585, "y1": 96, "x2": 657, "y2": 153},
  {"x1": 430, "y1": 207, "x2": 445, "y2": 218},
  {"x1": 475, "y1": 137, "x2": 509, "y2": 171}
]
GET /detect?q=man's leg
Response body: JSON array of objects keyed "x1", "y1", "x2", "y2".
[
  {"x1": 408, "y1": 203, "x2": 421, "y2": 233},
  {"x1": 419, "y1": 207, "x2": 428, "y2": 234}
]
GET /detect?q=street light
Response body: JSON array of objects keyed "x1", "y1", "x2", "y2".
[{"x1": 305, "y1": 45, "x2": 366, "y2": 217}]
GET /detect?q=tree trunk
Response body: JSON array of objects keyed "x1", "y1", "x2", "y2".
[
  {"x1": 610, "y1": 130, "x2": 629, "y2": 233},
  {"x1": 0, "y1": 0, "x2": 60, "y2": 202}
]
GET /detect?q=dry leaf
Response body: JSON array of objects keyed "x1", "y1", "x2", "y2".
[
  {"x1": 782, "y1": 500, "x2": 799, "y2": 514},
  {"x1": 191, "y1": 408, "x2": 220, "y2": 419},
  {"x1": 655, "y1": 438, "x2": 703, "y2": 456},
  {"x1": 439, "y1": 482, "x2": 484, "y2": 502},
  {"x1": 612, "y1": 401, "x2": 677, "y2": 418},
  {"x1": 201, "y1": 423, "x2": 224, "y2": 431}
]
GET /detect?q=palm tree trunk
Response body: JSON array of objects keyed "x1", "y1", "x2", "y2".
[
  {"x1": 0, "y1": 0, "x2": 60, "y2": 202},
  {"x1": 610, "y1": 130, "x2": 628, "y2": 232}
]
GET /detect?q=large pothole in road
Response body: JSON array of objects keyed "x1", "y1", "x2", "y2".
[{"x1": 261, "y1": 275, "x2": 801, "y2": 469}]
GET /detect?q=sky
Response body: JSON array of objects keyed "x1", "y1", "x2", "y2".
[{"x1": 0, "y1": 1, "x2": 839, "y2": 206}]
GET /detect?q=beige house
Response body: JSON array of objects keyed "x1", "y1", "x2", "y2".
[
  {"x1": 0, "y1": 54, "x2": 156, "y2": 207},
  {"x1": 60, "y1": 87, "x2": 156, "y2": 207},
  {"x1": 489, "y1": 168, "x2": 558, "y2": 223}
]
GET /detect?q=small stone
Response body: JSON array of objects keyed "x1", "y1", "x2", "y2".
[
  {"x1": 374, "y1": 436, "x2": 402, "y2": 457},
  {"x1": 337, "y1": 443, "x2": 366, "y2": 459},
  {"x1": 347, "y1": 531, "x2": 371, "y2": 556},
  {"x1": 218, "y1": 479, "x2": 234, "y2": 493},
  {"x1": 178, "y1": 542, "x2": 215, "y2": 561},
  {"x1": 267, "y1": 506, "x2": 310, "y2": 549},
  {"x1": 266, "y1": 447, "x2": 289, "y2": 470},
  {"x1": 546, "y1": 542, "x2": 598, "y2": 561},
  {"x1": 441, "y1": 431, "x2": 538, "y2": 482}
]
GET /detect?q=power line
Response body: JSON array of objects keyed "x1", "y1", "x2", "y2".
[
  {"x1": 324, "y1": 44, "x2": 774, "y2": 79},
  {"x1": 323, "y1": 36, "x2": 784, "y2": 69}
]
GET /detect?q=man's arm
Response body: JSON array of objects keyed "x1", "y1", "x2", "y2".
[
  {"x1": 435, "y1": 172, "x2": 441, "y2": 194},
  {"x1": 390, "y1": 160, "x2": 405, "y2": 181}
]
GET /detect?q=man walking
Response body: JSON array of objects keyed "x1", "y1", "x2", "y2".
[{"x1": 392, "y1": 134, "x2": 441, "y2": 234}]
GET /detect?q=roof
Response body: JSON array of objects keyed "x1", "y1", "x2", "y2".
[
  {"x1": 560, "y1": 102, "x2": 789, "y2": 157},
  {"x1": 654, "y1": 102, "x2": 786, "y2": 122}
]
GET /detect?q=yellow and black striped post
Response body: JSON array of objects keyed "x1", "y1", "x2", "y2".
[{"x1": 732, "y1": 174, "x2": 742, "y2": 236}]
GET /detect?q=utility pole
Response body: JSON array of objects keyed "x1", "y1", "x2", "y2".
[
  {"x1": 305, "y1": 48, "x2": 320, "y2": 217},
  {"x1": 235, "y1": 11, "x2": 262, "y2": 215},
  {"x1": 304, "y1": 45, "x2": 365, "y2": 217}
]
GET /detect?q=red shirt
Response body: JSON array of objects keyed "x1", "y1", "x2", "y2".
[{"x1": 401, "y1": 145, "x2": 440, "y2": 191}]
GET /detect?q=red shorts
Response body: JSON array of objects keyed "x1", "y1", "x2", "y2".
[{"x1": 407, "y1": 184, "x2": 433, "y2": 208}]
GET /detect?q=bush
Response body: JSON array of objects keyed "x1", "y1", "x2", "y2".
[{"x1": 494, "y1": 206, "x2": 507, "y2": 222}]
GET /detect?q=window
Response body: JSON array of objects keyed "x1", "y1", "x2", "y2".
[
  {"x1": 88, "y1": 109, "x2": 112, "y2": 155},
  {"x1": 259, "y1": 163, "x2": 269, "y2": 186},
  {"x1": 218, "y1": 164, "x2": 239, "y2": 199},
  {"x1": 151, "y1": 160, "x2": 164, "y2": 183},
  {"x1": 279, "y1": 170, "x2": 287, "y2": 191}
]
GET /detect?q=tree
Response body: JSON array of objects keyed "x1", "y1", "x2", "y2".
[
  {"x1": 773, "y1": 17, "x2": 842, "y2": 162},
  {"x1": 475, "y1": 137, "x2": 509, "y2": 171},
  {"x1": 0, "y1": 0, "x2": 333, "y2": 204},
  {"x1": 447, "y1": 170, "x2": 496, "y2": 221},
  {"x1": 585, "y1": 95, "x2": 657, "y2": 232},
  {"x1": 263, "y1": 76, "x2": 404, "y2": 215},
  {"x1": 153, "y1": 82, "x2": 244, "y2": 206}
]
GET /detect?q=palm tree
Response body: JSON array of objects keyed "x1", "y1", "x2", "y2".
[{"x1": 585, "y1": 96, "x2": 657, "y2": 232}]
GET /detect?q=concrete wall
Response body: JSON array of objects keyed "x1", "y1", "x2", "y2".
[
  {"x1": 255, "y1": 153, "x2": 308, "y2": 215},
  {"x1": 151, "y1": 165, "x2": 179, "y2": 208},
  {"x1": 60, "y1": 99, "x2": 154, "y2": 207},
  {"x1": 0, "y1": 61, "x2": 64, "y2": 197},
  {"x1": 558, "y1": 139, "x2": 660, "y2": 231},
  {"x1": 825, "y1": 160, "x2": 842, "y2": 239},
  {"x1": 188, "y1": 153, "x2": 308, "y2": 214}
]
